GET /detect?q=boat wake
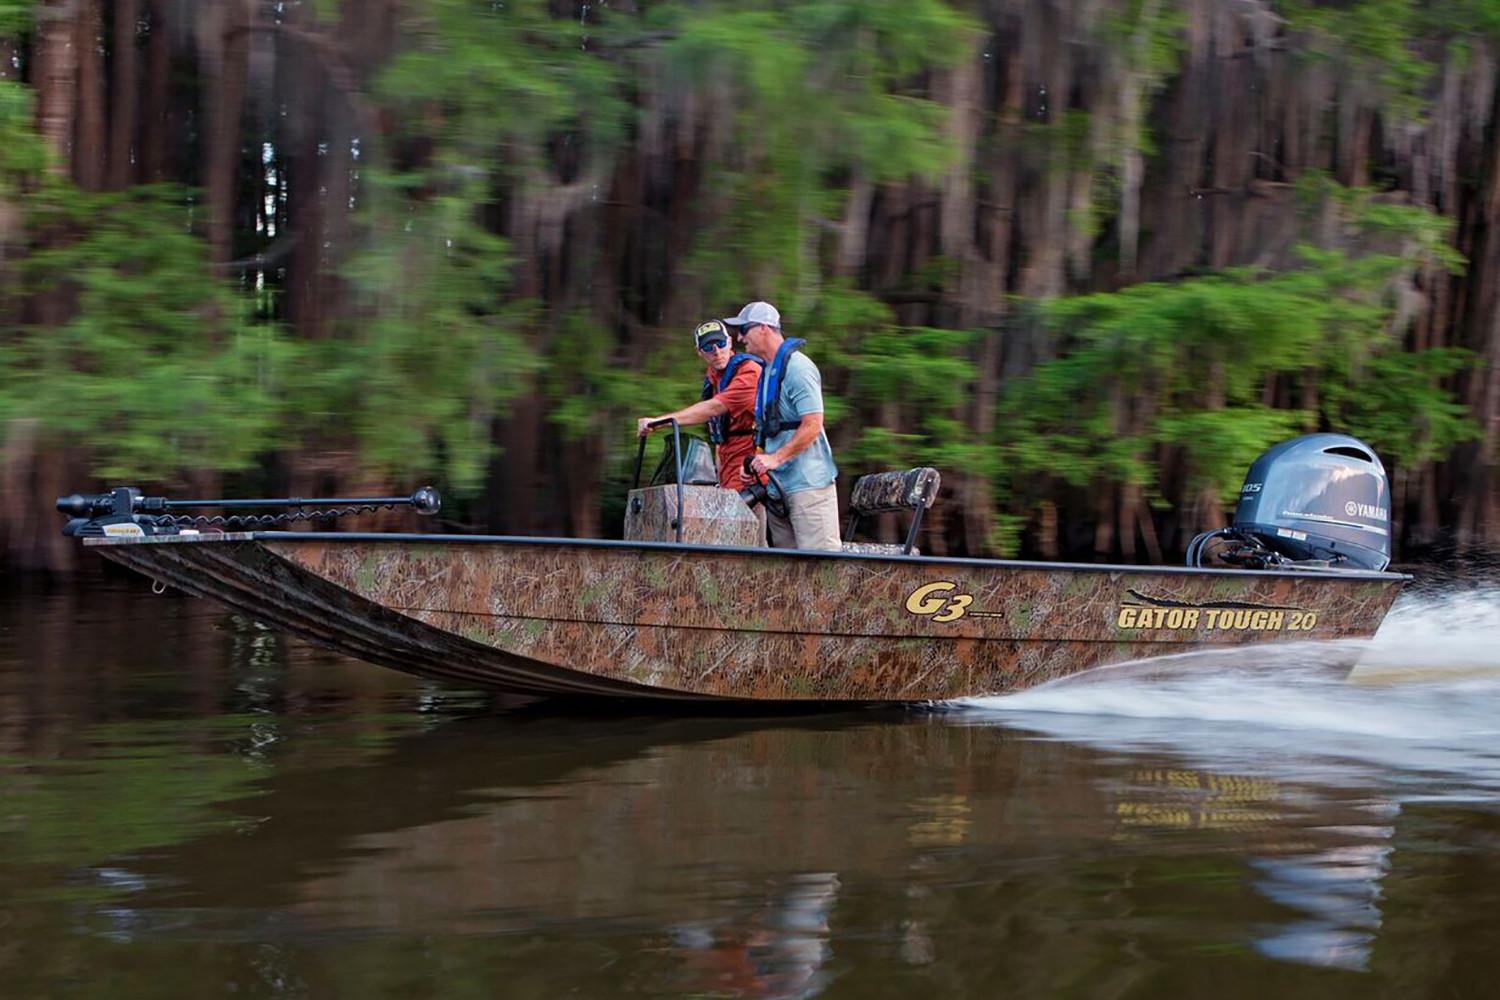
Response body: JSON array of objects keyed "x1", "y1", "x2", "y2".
[
  {"x1": 949, "y1": 587, "x2": 1500, "y2": 793},
  {"x1": 949, "y1": 586, "x2": 1500, "y2": 973}
]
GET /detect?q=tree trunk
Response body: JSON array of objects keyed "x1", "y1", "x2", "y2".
[
  {"x1": 835, "y1": 171, "x2": 873, "y2": 280},
  {"x1": 1117, "y1": 0, "x2": 1162, "y2": 282},
  {"x1": 36, "y1": 1, "x2": 79, "y2": 174},
  {"x1": 142, "y1": 0, "x2": 171, "y2": 182},
  {"x1": 959, "y1": 43, "x2": 1023, "y2": 556},
  {"x1": 1455, "y1": 79, "x2": 1500, "y2": 546},
  {"x1": 285, "y1": 63, "x2": 327, "y2": 339},
  {"x1": 203, "y1": 0, "x2": 251, "y2": 265},
  {"x1": 74, "y1": 1, "x2": 106, "y2": 190},
  {"x1": 109, "y1": 0, "x2": 141, "y2": 189},
  {"x1": 937, "y1": 36, "x2": 983, "y2": 294}
]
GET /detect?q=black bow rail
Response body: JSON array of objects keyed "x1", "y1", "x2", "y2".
[
  {"x1": 632, "y1": 418, "x2": 685, "y2": 543},
  {"x1": 58, "y1": 486, "x2": 441, "y2": 537}
]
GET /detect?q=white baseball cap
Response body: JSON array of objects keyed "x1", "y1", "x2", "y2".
[{"x1": 722, "y1": 301, "x2": 781, "y2": 330}]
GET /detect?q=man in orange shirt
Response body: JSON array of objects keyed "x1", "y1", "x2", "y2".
[{"x1": 637, "y1": 321, "x2": 763, "y2": 489}]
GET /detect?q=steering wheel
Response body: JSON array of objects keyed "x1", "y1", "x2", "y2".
[{"x1": 739, "y1": 456, "x2": 790, "y2": 520}]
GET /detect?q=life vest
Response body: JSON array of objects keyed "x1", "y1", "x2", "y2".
[
  {"x1": 700, "y1": 352, "x2": 763, "y2": 444},
  {"x1": 753, "y1": 338, "x2": 806, "y2": 448}
]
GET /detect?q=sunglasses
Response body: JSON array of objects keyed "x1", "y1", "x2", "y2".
[{"x1": 697, "y1": 336, "x2": 729, "y2": 352}]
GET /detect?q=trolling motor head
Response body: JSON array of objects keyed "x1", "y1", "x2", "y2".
[
  {"x1": 57, "y1": 487, "x2": 147, "y2": 520},
  {"x1": 58, "y1": 486, "x2": 442, "y2": 538},
  {"x1": 1187, "y1": 434, "x2": 1392, "y2": 571},
  {"x1": 56, "y1": 487, "x2": 166, "y2": 537}
]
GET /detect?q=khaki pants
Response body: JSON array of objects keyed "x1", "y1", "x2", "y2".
[{"x1": 767, "y1": 483, "x2": 841, "y2": 551}]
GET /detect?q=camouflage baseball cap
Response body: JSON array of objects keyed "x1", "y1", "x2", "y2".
[{"x1": 694, "y1": 320, "x2": 730, "y2": 348}]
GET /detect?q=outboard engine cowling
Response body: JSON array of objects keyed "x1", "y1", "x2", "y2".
[{"x1": 1186, "y1": 433, "x2": 1392, "y2": 571}]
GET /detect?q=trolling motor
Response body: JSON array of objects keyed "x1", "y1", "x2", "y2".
[
  {"x1": 1185, "y1": 434, "x2": 1391, "y2": 571},
  {"x1": 57, "y1": 486, "x2": 441, "y2": 538}
]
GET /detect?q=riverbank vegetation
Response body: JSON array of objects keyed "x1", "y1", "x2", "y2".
[{"x1": 2, "y1": 0, "x2": 1497, "y2": 567}]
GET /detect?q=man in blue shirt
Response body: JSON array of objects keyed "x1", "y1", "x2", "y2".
[{"x1": 723, "y1": 301, "x2": 841, "y2": 551}]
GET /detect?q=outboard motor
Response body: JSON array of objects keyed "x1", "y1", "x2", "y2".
[{"x1": 1186, "y1": 434, "x2": 1391, "y2": 571}]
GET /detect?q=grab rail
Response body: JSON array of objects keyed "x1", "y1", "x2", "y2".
[{"x1": 631, "y1": 418, "x2": 685, "y2": 543}]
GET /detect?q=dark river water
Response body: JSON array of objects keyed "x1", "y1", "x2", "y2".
[{"x1": 4, "y1": 576, "x2": 1500, "y2": 998}]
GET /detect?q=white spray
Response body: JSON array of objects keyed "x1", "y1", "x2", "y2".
[{"x1": 951, "y1": 588, "x2": 1500, "y2": 790}]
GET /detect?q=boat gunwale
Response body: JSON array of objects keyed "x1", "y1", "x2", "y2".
[{"x1": 86, "y1": 530, "x2": 1412, "y2": 583}]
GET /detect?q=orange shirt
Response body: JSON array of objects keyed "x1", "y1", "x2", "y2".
[{"x1": 708, "y1": 360, "x2": 761, "y2": 489}]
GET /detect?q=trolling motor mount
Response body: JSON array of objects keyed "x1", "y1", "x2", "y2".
[{"x1": 57, "y1": 486, "x2": 442, "y2": 538}]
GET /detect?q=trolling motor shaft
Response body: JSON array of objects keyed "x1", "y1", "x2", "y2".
[{"x1": 57, "y1": 486, "x2": 441, "y2": 537}]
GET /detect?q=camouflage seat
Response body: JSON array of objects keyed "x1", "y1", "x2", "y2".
[{"x1": 841, "y1": 468, "x2": 941, "y2": 556}]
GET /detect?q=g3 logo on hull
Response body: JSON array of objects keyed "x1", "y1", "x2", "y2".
[{"x1": 905, "y1": 582, "x2": 974, "y2": 623}]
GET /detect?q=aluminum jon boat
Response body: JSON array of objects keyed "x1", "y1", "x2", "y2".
[{"x1": 59, "y1": 432, "x2": 1408, "y2": 704}]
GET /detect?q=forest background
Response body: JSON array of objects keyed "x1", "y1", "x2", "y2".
[{"x1": 2, "y1": 0, "x2": 1497, "y2": 571}]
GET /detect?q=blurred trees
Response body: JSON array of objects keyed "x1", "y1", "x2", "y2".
[{"x1": 0, "y1": 0, "x2": 1497, "y2": 568}]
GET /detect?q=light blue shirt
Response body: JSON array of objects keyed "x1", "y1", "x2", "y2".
[{"x1": 764, "y1": 351, "x2": 837, "y2": 493}]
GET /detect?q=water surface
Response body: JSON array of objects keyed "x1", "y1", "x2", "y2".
[{"x1": 3, "y1": 578, "x2": 1500, "y2": 997}]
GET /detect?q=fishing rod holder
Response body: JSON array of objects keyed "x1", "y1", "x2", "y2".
[{"x1": 57, "y1": 486, "x2": 441, "y2": 537}]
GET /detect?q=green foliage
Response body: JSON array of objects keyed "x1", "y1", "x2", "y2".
[
  {"x1": 1284, "y1": 0, "x2": 1432, "y2": 120},
  {"x1": 312, "y1": 186, "x2": 535, "y2": 490},
  {"x1": 0, "y1": 80, "x2": 48, "y2": 195},
  {"x1": 799, "y1": 281, "x2": 995, "y2": 475},
  {"x1": 1098, "y1": 0, "x2": 1187, "y2": 152},
  {"x1": 1296, "y1": 169, "x2": 1466, "y2": 274},
  {"x1": 1003, "y1": 346, "x2": 1155, "y2": 490},
  {"x1": 840, "y1": 325, "x2": 981, "y2": 469},
  {"x1": 1155, "y1": 407, "x2": 1313, "y2": 499},
  {"x1": 1283, "y1": 1, "x2": 1500, "y2": 122},
  {"x1": 1323, "y1": 347, "x2": 1480, "y2": 467},
  {"x1": 986, "y1": 512, "x2": 1027, "y2": 558},
  {"x1": 1008, "y1": 259, "x2": 1336, "y2": 495},
  {"x1": 1424, "y1": 0, "x2": 1500, "y2": 38},
  {"x1": 3, "y1": 186, "x2": 294, "y2": 480},
  {"x1": 1001, "y1": 224, "x2": 1476, "y2": 507},
  {"x1": 661, "y1": 0, "x2": 971, "y2": 179},
  {"x1": 1022, "y1": 111, "x2": 1096, "y2": 176},
  {"x1": 658, "y1": 0, "x2": 977, "y2": 310},
  {"x1": 379, "y1": 0, "x2": 628, "y2": 167},
  {"x1": 0, "y1": 0, "x2": 1485, "y2": 555},
  {"x1": 312, "y1": 0, "x2": 634, "y2": 491},
  {"x1": 1, "y1": 76, "x2": 290, "y2": 486},
  {"x1": 546, "y1": 321, "x2": 613, "y2": 444},
  {"x1": 545, "y1": 309, "x2": 666, "y2": 445},
  {"x1": 0, "y1": 0, "x2": 29, "y2": 37}
]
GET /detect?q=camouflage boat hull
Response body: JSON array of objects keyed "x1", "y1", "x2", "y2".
[{"x1": 86, "y1": 532, "x2": 1407, "y2": 703}]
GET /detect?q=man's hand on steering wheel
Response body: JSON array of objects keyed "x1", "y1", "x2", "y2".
[
  {"x1": 740, "y1": 454, "x2": 790, "y2": 519},
  {"x1": 748, "y1": 452, "x2": 785, "y2": 476}
]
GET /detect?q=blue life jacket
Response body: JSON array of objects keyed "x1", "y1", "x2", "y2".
[
  {"x1": 699, "y1": 352, "x2": 763, "y2": 444},
  {"x1": 753, "y1": 338, "x2": 806, "y2": 449}
]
